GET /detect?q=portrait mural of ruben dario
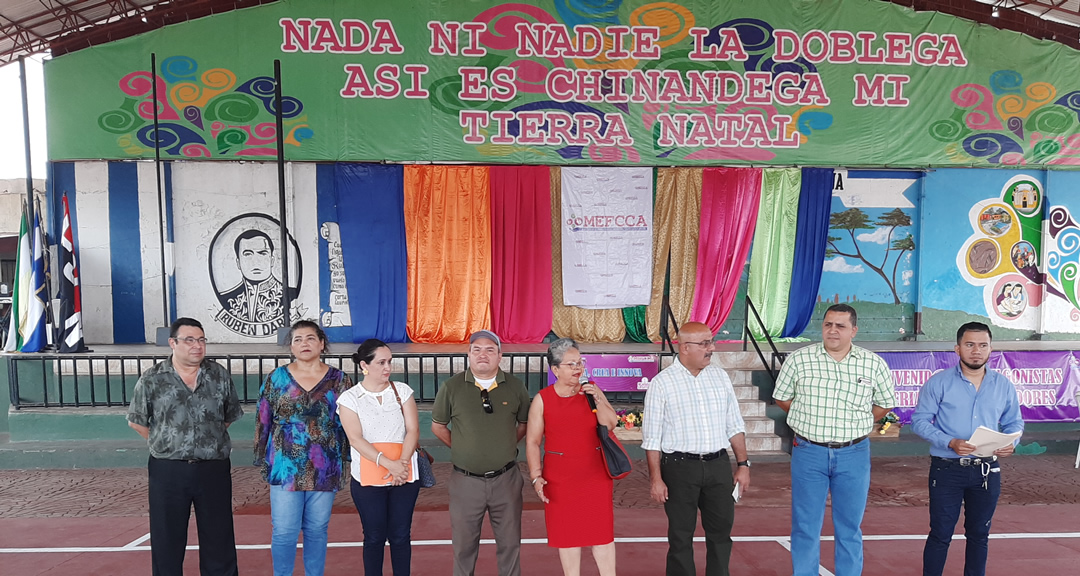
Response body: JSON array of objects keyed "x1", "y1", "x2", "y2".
[{"x1": 209, "y1": 213, "x2": 304, "y2": 338}]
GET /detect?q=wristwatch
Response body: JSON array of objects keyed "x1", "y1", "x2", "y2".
[{"x1": 737, "y1": 460, "x2": 751, "y2": 468}]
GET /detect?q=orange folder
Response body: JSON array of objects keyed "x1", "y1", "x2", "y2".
[{"x1": 359, "y1": 442, "x2": 406, "y2": 486}]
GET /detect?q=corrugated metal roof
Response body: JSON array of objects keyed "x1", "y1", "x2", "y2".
[
  {"x1": 0, "y1": 0, "x2": 277, "y2": 64},
  {"x1": 974, "y1": 0, "x2": 1080, "y2": 27},
  {"x1": 0, "y1": 0, "x2": 1078, "y2": 65}
]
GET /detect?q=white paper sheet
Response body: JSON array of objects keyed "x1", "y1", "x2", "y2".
[{"x1": 967, "y1": 425, "x2": 1022, "y2": 458}]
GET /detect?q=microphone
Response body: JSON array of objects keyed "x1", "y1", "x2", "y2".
[{"x1": 580, "y1": 368, "x2": 597, "y2": 413}]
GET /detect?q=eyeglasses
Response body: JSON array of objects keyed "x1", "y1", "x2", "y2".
[
  {"x1": 173, "y1": 337, "x2": 208, "y2": 345},
  {"x1": 479, "y1": 388, "x2": 493, "y2": 414},
  {"x1": 680, "y1": 339, "x2": 715, "y2": 348},
  {"x1": 559, "y1": 360, "x2": 586, "y2": 368}
]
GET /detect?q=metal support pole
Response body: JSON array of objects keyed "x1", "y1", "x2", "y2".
[
  {"x1": 19, "y1": 56, "x2": 33, "y2": 232},
  {"x1": 151, "y1": 54, "x2": 170, "y2": 342},
  {"x1": 274, "y1": 60, "x2": 291, "y2": 335}
]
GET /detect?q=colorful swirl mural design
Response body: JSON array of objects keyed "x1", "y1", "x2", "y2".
[
  {"x1": 98, "y1": 56, "x2": 314, "y2": 158},
  {"x1": 932, "y1": 70, "x2": 1080, "y2": 166}
]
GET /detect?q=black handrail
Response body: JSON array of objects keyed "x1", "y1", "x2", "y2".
[
  {"x1": 659, "y1": 295, "x2": 679, "y2": 353},
  {"x1": 741, "y1": 295, "x2": 784, "y2": 385},
  {"x1": 4, "y1": 350, "x2": 667, "y2": 409},
  {"x1": 659, "y1": 254, "x2": 678, "y2": 353}
]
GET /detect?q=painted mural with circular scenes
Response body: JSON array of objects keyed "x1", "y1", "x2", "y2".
[
  {"x1": 208, "y1": 213, "x2": 303, "y2": 338},
  {"x1": 979, "y1": 206, "x2": 1012, "y2": 237},
  {"x1": 968, "y1": 240, "x2": 998, "y2": 275}
]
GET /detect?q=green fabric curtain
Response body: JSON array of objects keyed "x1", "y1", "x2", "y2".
[
  {"x1": 622, "y1": 306, "x2": 649, "y2": 342},
  {"x1": 748, "y1": 168, "x2": 801, "y2": 340}
]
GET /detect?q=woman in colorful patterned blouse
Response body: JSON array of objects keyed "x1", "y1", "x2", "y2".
[{"x1": 254, "y1": 320, "x2": 352, "y2": 576}]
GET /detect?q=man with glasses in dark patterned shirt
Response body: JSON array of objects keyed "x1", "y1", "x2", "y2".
[
  {"x1": 127, "y1": 317, "x2": 244, "y2": 576},
  {"x1": 432, "y1": 329, "x2": 531, "y2": 576}
]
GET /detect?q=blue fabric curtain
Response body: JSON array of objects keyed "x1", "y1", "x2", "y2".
[
  {"x1": 335, "y1": 164, "x2": 408, "y2": 343},
  {"x1": 781, "y1": 168, "x2": 835, "y2": 337}
]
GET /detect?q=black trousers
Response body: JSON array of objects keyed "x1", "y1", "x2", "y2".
[
  {"x1": 148, "y1": 457, "x2": 238, "y2": 576},
  {"x1": 660, "y1": 453, "x2": 736, "y2": 576}
]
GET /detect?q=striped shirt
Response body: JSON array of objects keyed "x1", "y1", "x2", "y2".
[
  {"x1": 773, "y1": 343, "x2": 895, "y2": 443},
  {"x1": 641, "y1": 357, "x2": 746, "y2": 454}
]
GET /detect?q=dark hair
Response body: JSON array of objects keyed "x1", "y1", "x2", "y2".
[
  {"x1": 170, "y1": 317, "x2": 203, "y2": 339},
  {"x1": 288, "y1": 319, "x2": 329, "y2": 353},
  {"x1": 353, "y1": 338, "x2": 389, "y2": 366},
  {"x1": 825, "y1": 303, "x2": 858, "y2": 327},
  {"x1": 234, "y1": 229, "x2": 274, "y2": 257},
  {"x1": 956, "y1": 322, "x2": 992, "y2": 344}
]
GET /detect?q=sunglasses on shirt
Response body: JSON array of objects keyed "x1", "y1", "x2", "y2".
[{"x1": 480, "y1": 388, "x2": 493, "y2": 414}]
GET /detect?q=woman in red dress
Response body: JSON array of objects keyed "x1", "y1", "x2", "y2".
[{"x1": 526, "y1": 338, "x2": 619, "y2": 576}]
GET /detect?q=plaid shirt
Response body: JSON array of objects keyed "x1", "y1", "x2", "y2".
[
  {"x1": 641, "y1": 357, "x2": 746, "y2": 454},
  {"x1": 773, "y1": 343, "x2": 895, "y2": 443}
]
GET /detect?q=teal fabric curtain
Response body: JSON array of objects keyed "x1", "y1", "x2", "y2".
[{"x1": 748, "y1": 168, "x2": 801, "y2": 340}]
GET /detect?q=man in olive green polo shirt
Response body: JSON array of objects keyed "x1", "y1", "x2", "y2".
[{"x1": 432, "y1": 329, "x2": 531, "y2": 576}]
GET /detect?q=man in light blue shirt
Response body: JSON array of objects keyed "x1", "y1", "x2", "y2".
[{"x1": 911, "y1": 322, "x2": 1023, "y2": 576}]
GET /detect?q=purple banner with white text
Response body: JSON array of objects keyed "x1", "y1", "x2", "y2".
[
  {"x1": 881, "y1": 350, "x2": 1080, "y2": 424},
  {"x1": 547, "y1": 354, "x2": 660, "y2": 392}
]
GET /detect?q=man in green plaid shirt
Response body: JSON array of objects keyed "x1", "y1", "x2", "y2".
[{"x1": 773, "y1": 304, "x2": 895, "y2": 576}]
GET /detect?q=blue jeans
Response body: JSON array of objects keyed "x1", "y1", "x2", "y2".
[
  {"x1": 790, "y1": 437, "x2": 870, "y2": 576},
  {"x1": 923, "y1": 457, "x2": 1001, "y2": 576},
  {"x1": 269, "y1": 485, "x2": 336, "y2": 576},
  {"x1": 351, "y1": 479, "x2": 421, "y2": 576}
]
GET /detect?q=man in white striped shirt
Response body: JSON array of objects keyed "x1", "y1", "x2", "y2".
[{"x1": 643, "y1": 322, "x2": 750, "y2": 576}]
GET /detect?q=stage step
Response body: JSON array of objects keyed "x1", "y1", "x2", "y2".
[
  {"x1": 746, "y1": 433, "x2": 784, "y2": 453},
  {"x1": 738, "y1": 399, "x2": 765, "y2": 418},
  {"x1": 719, "y1": 352, "x2": 786, "y2": 456},
  {"x1": 744, "y1": 417, "x2": 775, "y2": 435}
]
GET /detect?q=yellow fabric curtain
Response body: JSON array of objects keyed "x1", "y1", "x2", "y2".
[
  {"x1": 403, "y1": 166, "x2": 492, "y2": 343},
  {"x1": 550, "y1": 167, "x2": 626, "y2": 343},
  {"x1": 646, "y1": 168, "x2": 702, "y2": 342}
]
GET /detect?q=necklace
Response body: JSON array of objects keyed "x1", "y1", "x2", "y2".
[{"x1": 554, "y1": 383, "x2": 579, "y2": 398}]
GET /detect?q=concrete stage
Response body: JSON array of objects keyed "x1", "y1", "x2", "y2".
[{"x1": 36, "y1": 337, "x2": 1080, "y2": 357}]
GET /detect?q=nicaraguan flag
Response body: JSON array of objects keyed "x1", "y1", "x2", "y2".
[{"x1": 20, "y1": 207, "x2": 48, "y2": 352}]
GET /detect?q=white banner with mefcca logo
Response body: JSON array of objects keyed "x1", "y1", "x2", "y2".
[{"x1": 561, "y1": 167, "x2": 653, "y2": 309}]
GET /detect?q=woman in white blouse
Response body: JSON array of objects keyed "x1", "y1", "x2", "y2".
[{"x1": 338, "y1": 339, "x2": 420, "y2": 575}]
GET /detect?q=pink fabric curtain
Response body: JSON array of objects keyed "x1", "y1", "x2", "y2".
[
  {"x1": 490, "y1": 165, "x2": 553, "y2": 343},
  {"x1": 689, "y1": 167, "x2": 763, "y2": 333}
]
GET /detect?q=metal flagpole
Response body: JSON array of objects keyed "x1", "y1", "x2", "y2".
[
  {"x1": 18, "y1": 56, "x2": 47, "y2": 348},
  {"x1": 274, "y1": 59, "x2": 291, "y2": 343},
  {"x1": 19, "y1": 56, "x2": 33, "y2": 255},
  {"x1": 151, "y1": 53, "x2": 172, "y2": 345}
]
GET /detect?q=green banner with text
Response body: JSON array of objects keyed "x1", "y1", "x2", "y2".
[{"x1": 44, "y1": 0, "x2": 1080, "y2": 167}]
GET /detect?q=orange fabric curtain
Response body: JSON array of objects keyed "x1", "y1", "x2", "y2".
[
  {"x1": 550, "y1": 167, "x2": 626, "y2": 343},
  {"x1": 403, "y1": 166, "x2": 492, "y2": 343}
]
